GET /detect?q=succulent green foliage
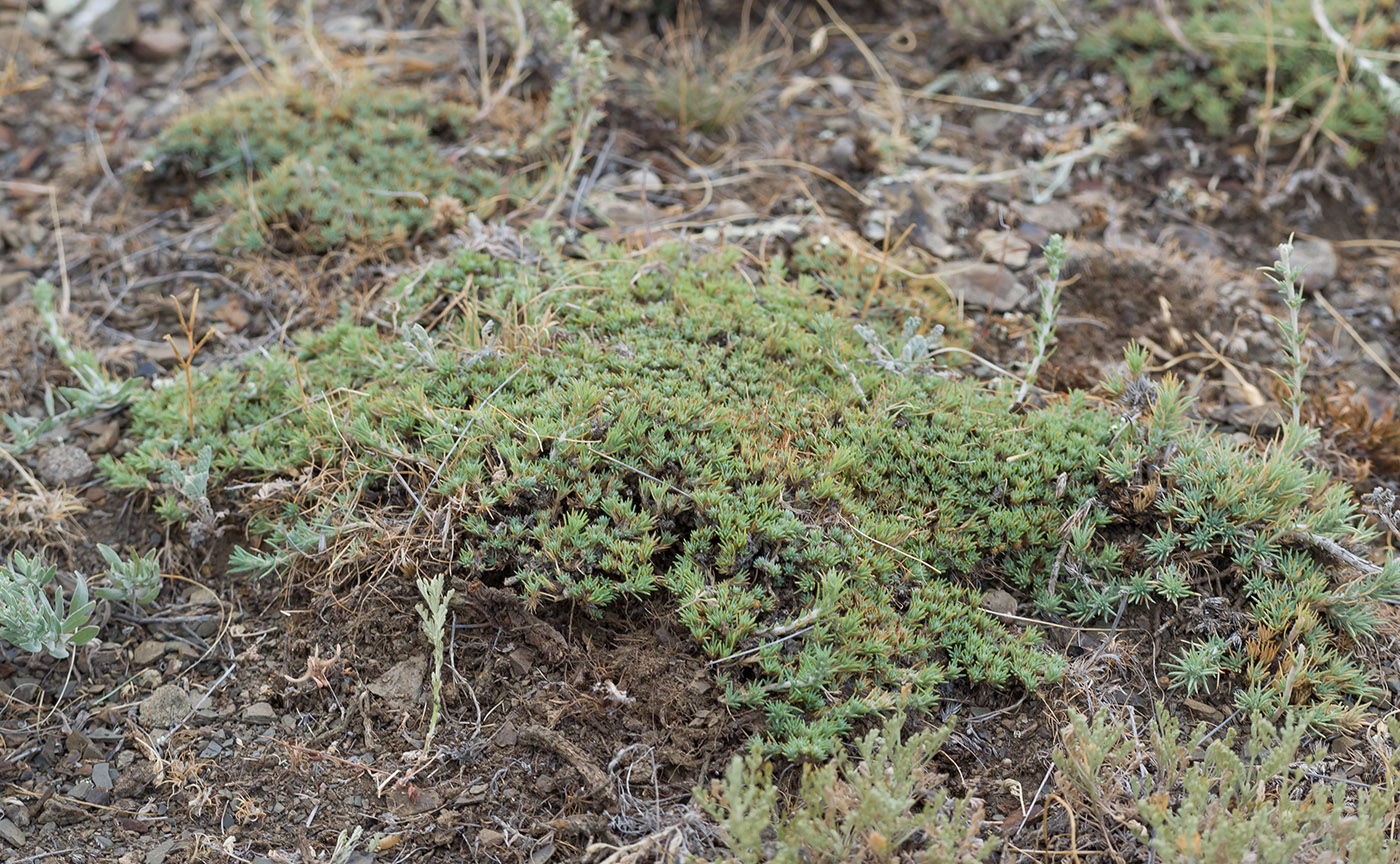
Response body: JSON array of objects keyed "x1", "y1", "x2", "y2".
[
  {"x1": 0, "y1": 551, "x2": 99, "y2": 659},
  {"x1": 107, "y1": 239, "x2": 1397, "y2": 753},
  {"x1": 1080, "y1": 0, "x2": 1399, "y2": 149},
  {"x1": 150, "y1": 82, "x2": 498, "y2": 252},
  {"x1": 695, "y1": 712, "x2": 994, "y2": 863}
]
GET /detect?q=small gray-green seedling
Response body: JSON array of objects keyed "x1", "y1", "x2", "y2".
[
  {"x1": 854, "y1": 316, "x2": 944, "y2": 375},
  {"x1": 1259, "y1": 235, "x2": 1310, "y2": 428},
  {"x1": 0, "y1": 551, "x2": 99, "y2": 659},
  {"x1": 415, "y1": 572, "x2": 456, "y2": 750},
  {"x1": 156, "y1": 445, "x2": 223, "y2": 544},
  {"x1": 1014, "y1": 233, "x2": 1067, "y2": 406},
  {"x1": 3, "y1": 280, "x2": 139, "y2": 454},
  {"x1": 94, "y1": 544, "x2": 162, "y2": 606}
]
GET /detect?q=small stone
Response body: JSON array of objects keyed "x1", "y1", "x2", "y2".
[
  {"x1": 590, "y1": 196, "x2": 666, "y2": 229},
  {"x1": 1016, "y1": 200, "x2": 1082, "y2": 234},
  {"x1": 712, "y1": 199, "x2": 756, "y2": 222},
  {"x1": 981, "y1": 589, "x2": 1018, "y2": 616},
  {"x1": 112, "y1": 757, "x2": 153, "y2": 795},
  {"x1": 0, "y1": 818, "x2": 25, "y2": 848},
  {"x1": 38, "y1": 444, "x2": 93, "y2": 486},
  {"x1": 186, "y1": 586, "x2": 218, "y2": 605},
  {"x1": 139, "y1": 684, "x2": 191, "y2": 728},
  {"x1": 975, "y1": 229, "x2": 1032, "y2": 270},
  {"x1": 130, "y1": 27, "x2": 189, "y2": 61},
  {"x1": 67, "y1": 730, "x2": 103, "y2": 761},
  {"x1": 366, "y1": 655, "x2": 427, "y2": 706},
  {"x1": 479, "y1": 829, "x2": 506, "y2": 848},
  {"x1": 242, "y1": 701, "x2": 277, "y2": 724},
  {"x1": 133, "y1": 640, "x2": 165, "y2": 665},
  {"x1": 146, "y1": 838, "x2": 175, "y2": 864},
  {"x1": 199, "y1": 741, "x2": 223, "y2": 759},
  {"x1": 494, "y1": 719, "x2": 518, "y2": 748},
  {"x1": 935, "y1": 262, "x2": 1030, "y2": 311},
  {"x1": 132, "y1": 668, "x2": 162, "y2": 690},
  {"x1": 1182, "y1": 697, "x2": 1219, "y2": 719},
  {"x1": 623, "y1": 166, "x2": 663, "y2": 192},
  {"x1": 58, "y1": 0, "x2": 139, "y2": 55},
  {"x1": 1288, "y1": 237, "x2": 1338, "y2": 290},
  {"x1": 92, "y1": 762, "x2": 113, "y2": 789},
  {"x1": 827, "y1": 74, "x2": 854, "y2": 100},
  {"x1": 829, "y1": 135, "x2": 857, "y2": 168},
  {"x1": 43, "y1": 0, "x2": 83, "y2": 16}
]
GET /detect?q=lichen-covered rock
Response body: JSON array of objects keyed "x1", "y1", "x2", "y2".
[{"x1": 38, "y1": 444, "x2": 93, "y2": 486}]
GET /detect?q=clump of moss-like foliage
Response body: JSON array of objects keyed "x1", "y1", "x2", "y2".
[
  {"x1": 103, "y1": 233, "x2": 1398, "y2": 758},
  {"x1": 1080, "y1": 0, "x2": 1400, "y2": 151},
  {"x1": 150, "y1": 81, "x2": 499, "y2": 253}
]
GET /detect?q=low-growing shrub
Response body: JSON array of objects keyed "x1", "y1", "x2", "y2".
[{"x1": 101, "y1": 235, "x2": 1398, "y2": 755}]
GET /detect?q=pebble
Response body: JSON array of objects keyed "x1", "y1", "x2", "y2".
[
  {"x1": 242, "y1": 701, "x2": 277, "y2": 724},
  {"x1": 145, "y1": 838, "x2": 175, "y2": 864},
  {"x1": 590, "y1": 196, "x2": 667, "y2": 228},
  {"x1": 712, "y1": 199, "x2": 756, "y2": 222},
  {"x1": 975, "y1": 229, "x2": 1032, "y2": 270},
  {"x1": 186, "y1": 585, "x2": 219, "y2": 605},
  {"x1": 478, "y1": 828, "x2": 506, "y2": 848},
  {"x1": 92, "y1": 762, "x2": 113, "y2": 789},
  {"x1": 623, "y1": 166, "x2": 663, "y2": 192},
  {"x1": 1288, "y1": 237, "x2": 1338, "y2": 290},
  {"x1": 1016, "y1": 200, "x2": 1082, "y2": 234},
  {"x1": 829, "y1": 134, "x2": 857, "y2": 168},
  {"x1": 981, "y1": 589, "x2": 1018, "y2": 616},
  {"x1": 57, "y1": 0, "x2": 139, "y2": 56},
  {"x1": 934, "y1": 262, "x2": 1031, "y2": 311},
  {"x1": 827, "y1": 74, "x2": 854, "y2": 100},
  {"x1": 130, "y1": 27, "x2": 188, "y2": 61},
  {"x1": 139, "y1": 684, "x2": 191, "y2": 728},
  {"x1": 37, "y1": 444, "x2": 93, "y2": 486},
  {"x1": 133, "y1": 640, "x2": 165, "y2": 666},
  {"x1": 0, "y1": 818, "x2": 25, "y2": 848}
]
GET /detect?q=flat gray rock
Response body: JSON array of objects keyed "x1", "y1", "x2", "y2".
[
  {"x1": 935, "y1": 262, "x2": 1030, "y2": 311},
  {"x1": 243, "y1": 701, "x2": 277, "y2": 724},
  {"x1": 0, "y1": 818, "x2": 26, "y2": 848}
]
